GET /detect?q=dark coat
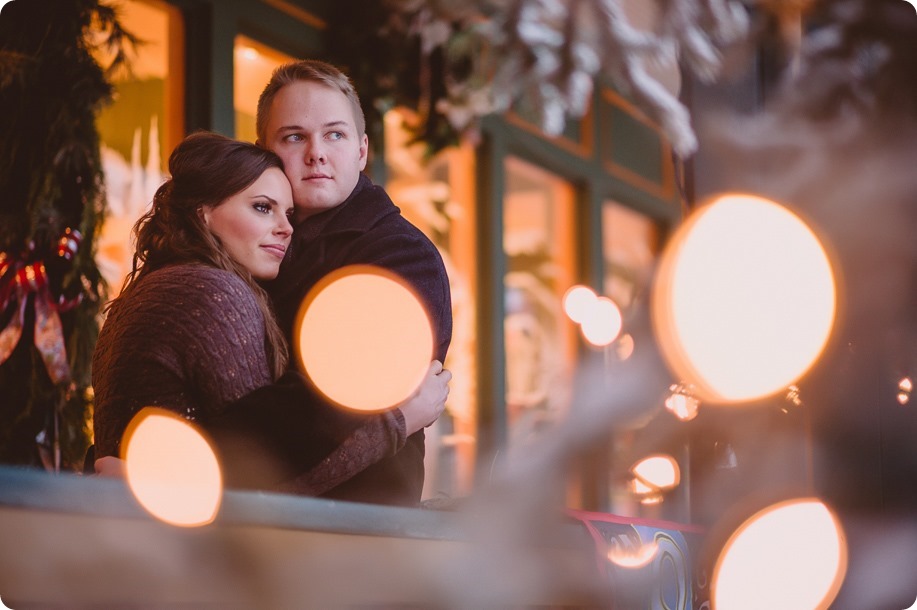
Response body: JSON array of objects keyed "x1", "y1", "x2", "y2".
[{"x1": 267, "y1": 173, "x2": 453, "y2": 506}]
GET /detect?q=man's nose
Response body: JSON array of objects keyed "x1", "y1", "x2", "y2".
[{"x1": 304, "y1": 139, "x2": 326, "y2": 163}]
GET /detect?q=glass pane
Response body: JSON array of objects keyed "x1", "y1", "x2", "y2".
[
  {"x1": 602, "y1": 201, "x2": 660, "y2": 313},
  {"x1": 503, "y1": 157, "x2": 577, "y2": 449},
  {"x1": 384, "y1": 108, "x2": 478, "y2": 499},
  {"x1": 95, "y1": 0, "x2": 183, "y2": 296},
  {"x1": 234, "y1": 36, "x2": 296, "y2": 143},
  {"x1": 602, "y1": 201, "x2": 662, "y2": 517}
]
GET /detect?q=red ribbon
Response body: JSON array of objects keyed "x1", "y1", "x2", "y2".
[
  {"x1": 0, "y1": 261, "x2": 72, "y2": 385},
  {"x1": 56, "y1": 228, "x2": 82, "y2": 261}
]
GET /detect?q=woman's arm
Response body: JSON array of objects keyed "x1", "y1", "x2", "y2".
[{"x1": 269, "y1": 361, "x2": 451, "y2": 496}]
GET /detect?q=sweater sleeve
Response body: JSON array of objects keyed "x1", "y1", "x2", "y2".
[
  {"x1": 206, "y1": 370, "x2": 408, "y2": 491},
  {"x1": 272, "y1": 409, "x2": 407, "y2": 495}
]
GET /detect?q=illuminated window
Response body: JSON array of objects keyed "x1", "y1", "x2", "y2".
[
  {"x1": 95, "y1": 0, "x2": 183, "y2": 296},
  {"x1": 384, "y1": 108, "x2": 478, "y2": 498},
  {"x1": 503, "y1": 157, "x2": 577, "y2": 449},
  {"x1": 602, "y1": 201, "x2": 661, "y2": 313},
  {"x1": 233, "y1": 36, "x2": 295, "y2": 143},
  {"x1": 602, "y1": 202, "x2": 663, "y2": 517}
]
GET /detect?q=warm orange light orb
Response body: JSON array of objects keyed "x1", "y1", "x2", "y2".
[
  {"x1": 631, "y1": 454, "x2": 681, "y2": 491},
  {"x1": 580, "y1": 296, "x2": 623, "y2": 347},
  {"x1": 665, "y1": 387, "x2": 700, "y2": 421},
  {"x1": 563, "y1": 285, "x2": 598, "y2": 324},
  {"x1": 653, "y1": 193, "x2": 837, "y2": 403},
  {"x1": 712, "y1": 498, "x2": 847, "y2": 610},
  {"x1": 607, "y1": 541, "x2": 659, "y2": 569},
  {"x1": 295, "y1": 265, "x2": 434, "y2": 412},
  {"x1": 122, "y1": 408, "x2": 222, "y2": 527}
]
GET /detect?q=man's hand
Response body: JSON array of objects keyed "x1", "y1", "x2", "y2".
[{"x1": 399, "y1": 360, "x2": 451, "y2": 435}]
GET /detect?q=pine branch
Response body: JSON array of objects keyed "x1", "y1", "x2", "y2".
[{"x1": 384, "y1": 0, "x2": 751, "y2": 157}]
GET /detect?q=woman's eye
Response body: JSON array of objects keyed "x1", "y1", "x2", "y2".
[{"x1": 253, "y1": 202, "x2": 271, "y2": 213}]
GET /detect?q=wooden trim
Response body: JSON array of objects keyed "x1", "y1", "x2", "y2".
[
  {"x1": 504, "y1": 106, "x2": 594, "y2": 159},
  {"x1": 600, "y1": 88, "x2": 675, "y2": 201},
  {"x1": 164, "y1": 1, "x2": 185, "y2": 161},
  {"x1": 259, "y1": 0, "x2": 327, "y2": 29}
]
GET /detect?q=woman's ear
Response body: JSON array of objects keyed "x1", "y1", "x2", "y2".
[{"x1": 198, "y1": 206, "x2": 210, "y2": 225}]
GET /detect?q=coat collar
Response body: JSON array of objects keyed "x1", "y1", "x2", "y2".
[{"x1": 292, "y1": 173, "x2": 399, "y2": 241}]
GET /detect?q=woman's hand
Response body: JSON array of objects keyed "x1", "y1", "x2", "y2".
[
  {"x1": 94, "y1": 456, "x2": 126, "y2": 478},
  {"x1": 398, "y1": 360, "x2": 451, "y2": 435}
]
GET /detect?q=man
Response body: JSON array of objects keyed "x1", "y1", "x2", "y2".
[{"x1": 256, "y1": 60, "x2": 453, "y2": 506}]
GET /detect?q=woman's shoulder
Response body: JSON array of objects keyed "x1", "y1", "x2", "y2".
[
  {"x1": 110, "y1": 264, "x2": 260, "y2": 325},
  {"x1": 140, "y1": 264, "x2": 254, "y2": 300},
  {"x1": 144, "y1": 263, "x2": 246, "y2": 286}
]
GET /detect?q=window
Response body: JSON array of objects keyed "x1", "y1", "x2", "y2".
[
  {"x1": 233, "y1": 36, "x2": 296, "y2": 143},
  {"x1": 384, "y1": 108, "x2": 478, "y2": 498},
  {"x1": 503, "y1": 157, "x2": 577, "y2": 451},
  {"x1": 95, "y1": 0, "x2": 183, "y2": 295},
  {"x1": 602, "y1": 201, "x2": 660, "y2": 314}
]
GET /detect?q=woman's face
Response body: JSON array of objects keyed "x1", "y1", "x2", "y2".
[{"x1": 202, "y1": 167, "x2": 294, "y2": 280}]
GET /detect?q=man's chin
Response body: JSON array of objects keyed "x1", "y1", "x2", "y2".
[{"x1": 293, "y1": 201, "x2": 337, "y2": 221}]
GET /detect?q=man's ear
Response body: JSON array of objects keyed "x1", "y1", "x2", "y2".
[{"x1": 358, "y1": 133, "x2": 369, "y2": 171}]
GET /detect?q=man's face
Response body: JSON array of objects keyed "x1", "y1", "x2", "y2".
[{"x1": 261, "y1": 81, "x2": 368, "y2": 222}]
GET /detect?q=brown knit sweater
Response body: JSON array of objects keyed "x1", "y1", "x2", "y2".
[
  {"x1": 92, "y1": 264, "x2": 272, "y2": 458},
  {"x1": 91, "y1": 264, "x2": 405, "y2": 493}
]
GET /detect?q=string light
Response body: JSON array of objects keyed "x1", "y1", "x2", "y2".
[
  {"x1": 630, "y1": 454, "x2": 680, "y2": 505},
  {"x1": 898, "y1": 377, "x2": 912, "y2": 405},
  {"x1": 665, "y1": 383, "x2": 700, "y2": 421}
]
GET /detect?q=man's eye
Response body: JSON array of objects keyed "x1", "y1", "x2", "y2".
[
  {"x1": 284, "y1": 134, "x2": 303, "y2": 143},
  {"x1": 327, "y1": 131, "x2": 343, "y2": 141}
]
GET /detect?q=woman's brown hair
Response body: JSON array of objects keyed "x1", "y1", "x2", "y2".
[{"x1": 119, "y1": 131, "x2": 289, "y2": 378}]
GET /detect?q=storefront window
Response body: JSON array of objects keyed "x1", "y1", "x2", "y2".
[
  {"x1": 95, "y1": 0, "x2": 183, "y2": 296},
  {"x1": 602, "y1": 201, "x2": 663, "y2": 516},
  {"x1": 384, "y1": 109, "x2": 478, "y2": 498},
  {"x1": 503, "y1": 157, "x2": 577, "y2": 450},
  {"x1": 233, "y1": 36, "x2": 295, "y2": 143},
  {"x1": 602, "y1": 201, "x2": 660, "y2": 314}
]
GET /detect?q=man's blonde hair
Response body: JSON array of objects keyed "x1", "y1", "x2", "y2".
[{"x1": 256, "y1": 59, "x2": 365, "y2": 144}]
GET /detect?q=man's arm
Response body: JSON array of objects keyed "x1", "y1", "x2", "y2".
[{"x1": 345, "y1": 227, "x2": 453, "y2": 361}]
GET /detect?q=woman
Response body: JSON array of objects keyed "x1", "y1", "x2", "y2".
[{"x1": 91, "y1": 131, "x2": 449, "y2": 494}]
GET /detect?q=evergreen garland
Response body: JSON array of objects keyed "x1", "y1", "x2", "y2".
[
  {"x1": 328, "y1": 0, "x2": 752, "y2": 159},
  {"x1": 0, "y1": 0, "x2": 133, "y2": 470}
]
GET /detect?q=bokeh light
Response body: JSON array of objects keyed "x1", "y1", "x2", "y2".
[
  {"x1": 631, "y1": 454, "x2": 681, "y2": 491},
  {"x1": 563, "y1": 284, "x2": 598, "y2": 323},
  {"x1": 665, "y1": 383, "x2": 700, "y2": 421},
  {"x1": 122, "y1": 408, "x2": 222, "y2": 527},
  {"x1": 899, "y1": 377, "x2": 912, "y2": 405},
  {"x1": 607, "y1": 540, "x2": 659, "y2": 569},
  {"x1": 712, "y1": 498, "x2": 847, "y2": 610},
  {"x1": 294, "y1": 265, "x2": 434, "y2": 412},
  {"x1": 580, "y1": 296, "x2": 623, "y2": 347},
  {"x1": 614, "y1": 332, "x2": 635, "y2": 361},
  {"x1": 631, "y1": 454, "x2": 681, "y2": 506},
  {"x1": 653, "y1": 193, "x2": 837, "y2": 403}
]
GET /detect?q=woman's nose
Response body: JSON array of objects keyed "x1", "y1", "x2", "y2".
[{"x1": 276, "y1": 214, "x2": 293, "y2": 236}]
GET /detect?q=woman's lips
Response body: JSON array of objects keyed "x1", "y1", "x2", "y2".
[{"x1": 261, "y1": 244, "x2": 287, "y2": 259}]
